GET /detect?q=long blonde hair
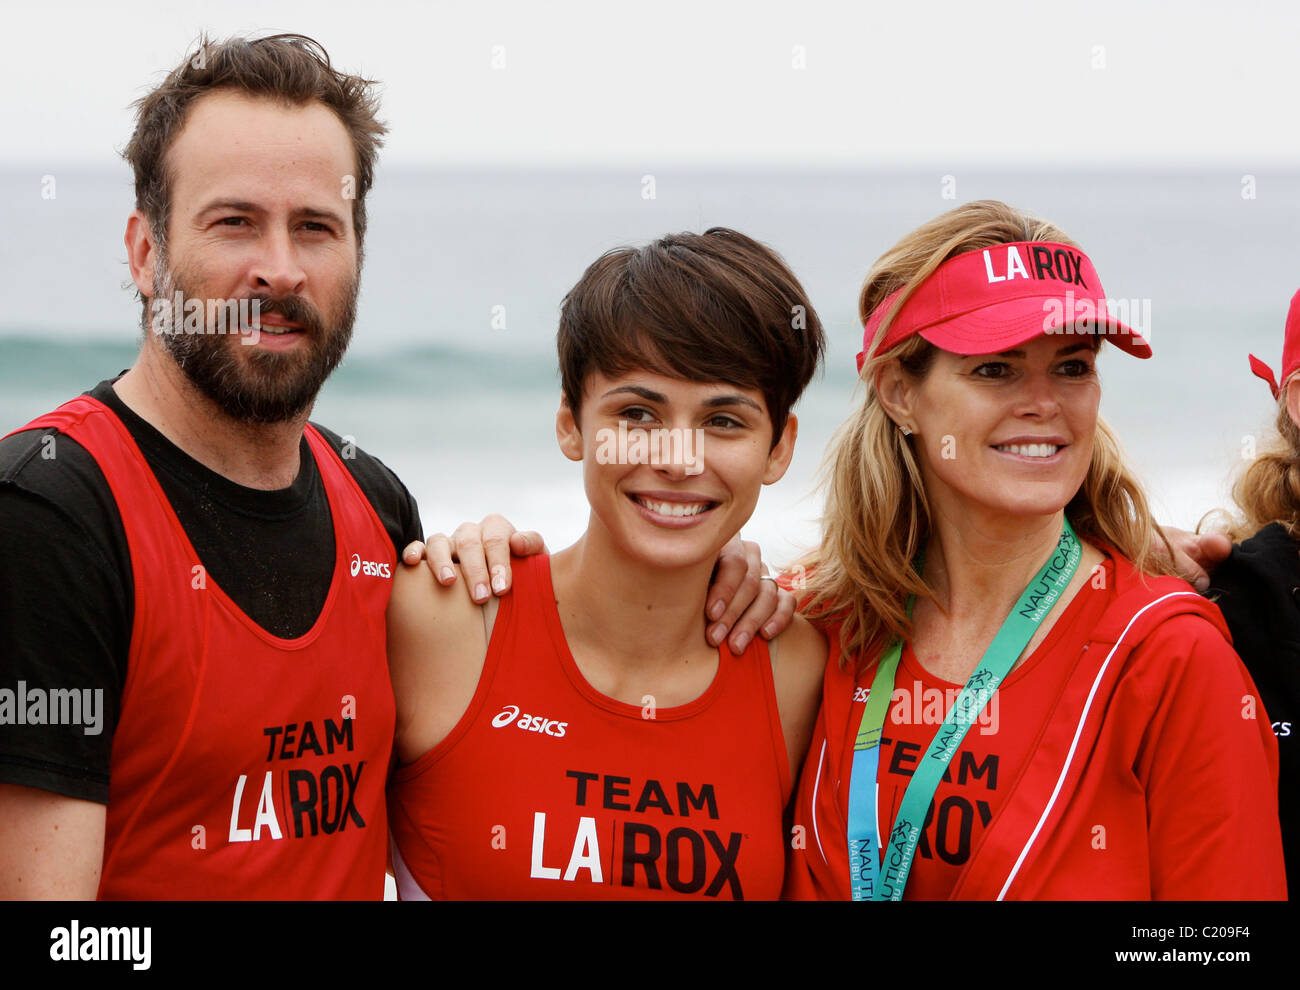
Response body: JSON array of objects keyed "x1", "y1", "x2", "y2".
[
  {"x1": 798, "y1": 200, "x2": 1174, "y2": 665},
  {"x1": 1224, "y1": 395, "x2": 1300, "y2": 541}
]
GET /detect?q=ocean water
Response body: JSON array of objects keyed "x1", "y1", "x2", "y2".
[{"x1": 2, "y1": 167, "x2": 1297, "y2": 564}]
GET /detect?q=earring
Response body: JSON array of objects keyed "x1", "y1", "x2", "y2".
[{"x1": 900, "y1": 425, "x2": 912, "y2": 437}]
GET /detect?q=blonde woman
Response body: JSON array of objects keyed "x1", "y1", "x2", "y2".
[
  {"x1": 786, "y1": 201, "x2": 1286, "y2": 900},
  {"x1": 1206, "y1": 290, "x2": 1300, "y2": 894}
]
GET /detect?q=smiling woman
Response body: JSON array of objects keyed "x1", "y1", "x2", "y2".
[
  {"x1": 384, "y1": 228, "x2": 830, "y2": 899},
  {"x1": 786, "y1": 200, "x2": 1286, "y2": 901}
]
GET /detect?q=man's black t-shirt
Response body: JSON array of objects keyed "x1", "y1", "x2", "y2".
[{"x1": 0, "y1": 377, "x2": 422, "y2": 803}]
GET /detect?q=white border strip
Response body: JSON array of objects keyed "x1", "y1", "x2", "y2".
[{"x1": 812, "y1": 738, "x2": 828, "y2": 865}]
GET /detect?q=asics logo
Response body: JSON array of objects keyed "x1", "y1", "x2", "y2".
[
  {"x1": 491, "y1": 704, "x2": 568, "y2": 738},
  {"x1": 350, "y1": 553, "x2": 391, "y2": 579}
]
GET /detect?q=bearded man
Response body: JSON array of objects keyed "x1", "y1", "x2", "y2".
[{"x1": 0, "y1": 35, "x2": 423, "y2": 899}]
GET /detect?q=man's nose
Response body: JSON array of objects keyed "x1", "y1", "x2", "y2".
[{"x1": 248, "y1": 227, "x2": 307, "y2": 297}]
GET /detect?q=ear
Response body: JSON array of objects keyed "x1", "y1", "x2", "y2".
[
  {"x1": 1286, "y1": 377, "x2": 1300, "y2": 433},
  {"x1": 762, "y1": 413, "x2": 798, "y2": 485},
  {"x1": 555, "y1": 397, "x2": 584, "y2": 462},
  {"x1": 125, "y1": 209, "x2": 159, "y2": 299},
  {"x1": 873, "y1": 358, "x2": 916, "y2": 434}
]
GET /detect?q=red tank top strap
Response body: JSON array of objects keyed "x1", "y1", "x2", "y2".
[
  {"x1": 4, "y1": 393, "x2": 110, "y2": 439},
  {"x1": 302, "y1": 423, "x2": 395, "y2": 570}
]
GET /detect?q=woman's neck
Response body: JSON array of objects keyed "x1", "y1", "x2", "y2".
[
  {"x1": 548, "y1": 516, "x2": 723, "y2": 704},
  {"x1": 911, "y1": 502, "x2": 1100, "y2": 685},
  {"x1": 922, "y1": 504, "x2": 1067, "y2": 621}
]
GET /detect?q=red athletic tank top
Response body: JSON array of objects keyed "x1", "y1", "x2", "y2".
[
  {"x1": 387, "y1": 554, "x2": 792, "y2": 900},
  {"x1": 11, "y1": 396, "x2": 396, "y2": 899}
]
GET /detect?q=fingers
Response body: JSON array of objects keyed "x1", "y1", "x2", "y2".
[
  {"x1": 401, "y1": 538, "x2": 460, "y2": 589},
  {"x1": 423, "y1": 534, "x2": 458, "y2": 585},
  {"x1": 450, "y1": 520, "x2": 494, "y2": 603},
  {"x1": 1196, "y1": 532, "x2": 1233, "y2": 569},
  {"x1": 479, "y1": 514, "x2": 518, "y2": 596},
  {"x1": 1159, "y1": 525, "x2": 1232, "y2": 592},
  {"x1": 724, "y1": 575, "x2": 796, "y2": 655},
  {"x1": 429, "y1": 516, "x2": 531, "y2": 603},
  {"x1": 509, "y1": 530, "x2": 548, "y2": 557},
  {"x1": 1160, "y1": 526, "x2": 1213, "y2": 592},
  {"x1": 448, "y1": 515, "x2": 522, "y2": 601},
  {"x1": 759, "y1": 586, "x2": 797, "y2": 640},
  {"x1": 704, "y1": 535, "x2": 751, "y2": 646},
  {"x1": 706, "y1": 537, "x2": 767, "y2": 653},
  {"x1": 1177, "y1": 551, "x2": 1211, "y2": 593}
]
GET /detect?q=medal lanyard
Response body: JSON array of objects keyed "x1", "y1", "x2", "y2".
[{"x1": 847, "y1": 518, "x2": 1082, "y2": 901}]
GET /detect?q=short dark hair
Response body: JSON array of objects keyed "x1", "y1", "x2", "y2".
[
  {"x1": 123, "y1": 33, "x2": 386, "y2": 249},
  {"x1": 557, "y1": 227, "x2": 825, "y2": 445}
]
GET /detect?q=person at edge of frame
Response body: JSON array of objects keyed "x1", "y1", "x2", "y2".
[{"x1": 1204, "y1": 287, "x2": 1300, "y2": 897}]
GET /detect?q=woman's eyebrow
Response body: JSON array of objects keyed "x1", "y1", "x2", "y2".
[
  {"x1": 702, "y1": 394, "x2": 763, "y2": 411},
  {"x1": 601, "y1": 385, "x2": 666, "y2": 402},
  {"x1": 600, "y1": 386, "x2": 762, "y2": 412}
]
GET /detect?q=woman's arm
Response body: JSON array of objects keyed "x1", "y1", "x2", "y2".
[
  {"x1": 770, "y1": 615, "x2": 830, "y2": 783},
  {"x1": 387, "y1": 562, "x2": 491, "y2": 766}
]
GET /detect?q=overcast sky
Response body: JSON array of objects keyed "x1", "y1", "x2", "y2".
[{"x1": 2, "y1": 0, "x2": 1298, "y2": 168}]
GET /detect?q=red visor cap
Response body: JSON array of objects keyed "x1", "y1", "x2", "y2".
[{"x1": 856, "y1": 241, "x2": 1152, "y2": 372}]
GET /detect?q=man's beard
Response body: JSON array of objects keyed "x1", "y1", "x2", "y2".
[{"x1": 148, "y1": 257, "x2": 358, "y2": 425}]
